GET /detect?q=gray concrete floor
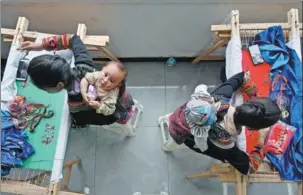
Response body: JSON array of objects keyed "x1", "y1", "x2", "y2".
[{"x1": 63, "y1": 62, "x2": 293, "y2": 195}]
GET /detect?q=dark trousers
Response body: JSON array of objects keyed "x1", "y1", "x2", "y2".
[
  {"x1": 183, "y1": 71, "x2": 250, "y2": 175},
  {"x1": 71, "y1": 111, "x2": 117, "y2": 126}
]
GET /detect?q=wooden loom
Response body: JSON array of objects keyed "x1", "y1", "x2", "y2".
[
  {"x1": 192, "y1": 8, "x2": 303, "y2": 64},
  {"x1": 1, "y1": 17, "x2": 119, "y2": 62},
  {"x1": 0, "y1": 17, "x2": 119, "y2": 195},
  {"x1": 187, "y1": 9, "x2": 303, "y2": 195}
]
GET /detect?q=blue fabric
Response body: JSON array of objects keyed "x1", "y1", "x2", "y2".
[
  {"x1": 252, "y1": 26, "x2": 303, "y2": 181},
  {"x1": 1, "y1": 110, "x2": 35, "y2": 176}
]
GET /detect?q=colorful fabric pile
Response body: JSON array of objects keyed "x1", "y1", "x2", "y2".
[
  {"x1": 1, "y1": 110, "x2": 35, "y2": 176},
  {"x1": 1, "y1": 96, "x2": 55, "y2": 176}
]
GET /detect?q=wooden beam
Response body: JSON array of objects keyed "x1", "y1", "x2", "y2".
[
  {"x1": 192, "y1": 38, "x2": 227, "y2": 64},
  {"x1": 211, "y1": 22, "x2": 303, "y2": 32},
  {"x1": 1, "y1": 28, "x2": 109, "y2": 47},
  {"x1": 0, "y1": 180, "x2": 85, "y2": 195},
  {"x1": 185, "y1": 170, "x2": 219, "y2": 179},
  {"x1": 217, "y1": 30, "x2": 302, "y2": 40}
]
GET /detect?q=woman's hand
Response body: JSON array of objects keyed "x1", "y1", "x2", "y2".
[
  {"x1": 18, "y1": 41, "x2": 43, "y2": 51},
  {"x1": 89, "y1": 101, "x2": 101, "y2": 110}
]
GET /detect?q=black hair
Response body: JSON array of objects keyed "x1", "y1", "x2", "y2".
[
  {"x1": 28, "y1": 54, "x2": 94, "y2": 89},
  {"x1": 234, "y1": 97, "x2": 281, "y2": 130}
]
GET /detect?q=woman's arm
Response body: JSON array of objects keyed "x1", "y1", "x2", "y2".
[
  {"x1": 42, "y1": 34, "x2": 95, "y2": 68},
  {"x1": 19, "y1": 34, "x2": 95, "y2": 68}
]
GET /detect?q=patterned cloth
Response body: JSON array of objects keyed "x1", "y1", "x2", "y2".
[
  {"x1": 42, "y1": 34, "x2": 71, "y2": 50},
  {"x1": 184, "y1": 99, "x2": 216, "y2": 152},
  {"x1": 168, "y1": 103, "x2": 191, "y2": 144},
  {"x1": 239, "y1": 71, "x2": 258, "y2": 98}
]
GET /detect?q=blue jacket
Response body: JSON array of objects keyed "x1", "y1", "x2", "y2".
[
  {"x1": 253, "y1": 26, "x2": 302, "y2": 181},
  {"x1": 1, "y1": 110, "x2": 35, "y2": 176}
]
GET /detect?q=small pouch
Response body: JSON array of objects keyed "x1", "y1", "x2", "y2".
[{"x1": 265, "y1": 120, "x2": 296, "y2": 155}]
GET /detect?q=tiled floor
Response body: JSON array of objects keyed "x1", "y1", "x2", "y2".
[{"x1": 63, "y1": 62, "x2": 293, "y2": 195}]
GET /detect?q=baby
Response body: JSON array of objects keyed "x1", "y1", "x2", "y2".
[{"x1": 80, "y1": 61, "x2": 127, "y2": 115}]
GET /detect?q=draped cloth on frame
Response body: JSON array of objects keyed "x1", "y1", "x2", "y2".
[{"x1": 252, "y1": 26, "x2": 302, "y2": 181}]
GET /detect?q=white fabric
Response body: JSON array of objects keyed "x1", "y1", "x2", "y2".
[
  {"x1": 1, "y1": 46, "x2": 25, "y2": 109},
  {"x1": 225, "y1": 36, "x2": 247, "y2": 152},
  {"x1": 225, "y1": 36, "x2": 244, "y2": 107},
  {"x1": 287, "y1": 34, "x2": 302, "y2": 62},
  {"x1": 51, "y1": 93, "x2": 70, "y2": 182}
]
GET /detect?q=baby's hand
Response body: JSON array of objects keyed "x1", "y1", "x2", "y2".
[
  {"x1": 89, "y1": 101, "x2": 101, "y2": 110},
  {"x1": 82, "y1": 94, "x2": 89, "y2": 104}
]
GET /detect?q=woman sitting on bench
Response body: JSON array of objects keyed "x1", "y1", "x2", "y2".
[{"x1": 167, "y1": 71, "x2": 281, "y2": 174}]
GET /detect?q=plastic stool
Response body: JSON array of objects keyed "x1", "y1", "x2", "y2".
[
  {"x1": 158, "y1": 113, "x2": 187, "y2": 152},
  {"x1": 102, "y1": 99, "x2": 143, "y2": 136}
]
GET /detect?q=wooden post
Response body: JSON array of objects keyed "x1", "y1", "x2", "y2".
[
  {"x1": 298, "y1": 182, "x2": 303, "y2": 195},
  {"x1": 12, "y1": 17, "x2": 29, "y2": 46},
  {"x1": 64, "y1": 167, "x2": 72, "y2": 189},
  {"x1": 235, "y1": 171, "x2": 247, "y2": 195},
  {"x1": 63, "y1": 157, "x2": 81, "y2": 190},
  {"x1": 287, "y1": 9, "x2": 299, "y2": 41},
  {"x1": 77, "y1": 23, "x2": 87, "y2": 41},
  {"x1": 76, "y1": 23, "x2": 119, "y2": 62},
  {"x1": 231, "y1": 10, "x2": 240, "y2": 38}
]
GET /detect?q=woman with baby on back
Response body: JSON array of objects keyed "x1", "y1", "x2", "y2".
[{"x1": 19, "y1": 34, "x2": 134, "y2": 128}]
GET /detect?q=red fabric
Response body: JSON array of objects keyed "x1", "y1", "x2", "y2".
[
  {"x1": 241, "y1": 50, "x2": 271, "y2": 153},
  {"x1": 168, "y1": 104, "x2": 191, "y2": 144},
  {"x1": 265, "y1": 121, "x2": 296, "y2": 155}
]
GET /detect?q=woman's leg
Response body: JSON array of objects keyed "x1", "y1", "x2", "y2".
[
  {"x1": 185, "y1": 137, "x2": 250, "y2": 174},
  {"x1": 184, "y1": 137, "x2": 226, "y2": 162},
  {"x1": 222, "y1": 145, "x2": 250, "y2": 175},
  {"x1": 211, "y1": 71, "x2": 245, "y2": 98},
  {"x1": 71, "y1": 110, "x2": 117, "y2": 127}
]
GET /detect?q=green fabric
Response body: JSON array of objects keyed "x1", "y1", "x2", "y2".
[{"x1": 16, "y1": 80, "x2": 66, "y2": 171}]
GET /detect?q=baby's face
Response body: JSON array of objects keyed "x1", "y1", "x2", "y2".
[{"x1": 98, "y1": 62, "x2": 125, "y2": 91}]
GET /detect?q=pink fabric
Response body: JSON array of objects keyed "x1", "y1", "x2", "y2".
[
  {"x1": 168, "y1": 103, "x2": 191, "y2": 144},
  {"x1": 116, "y1": 107, "x2": 135, "y2": 124}
]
